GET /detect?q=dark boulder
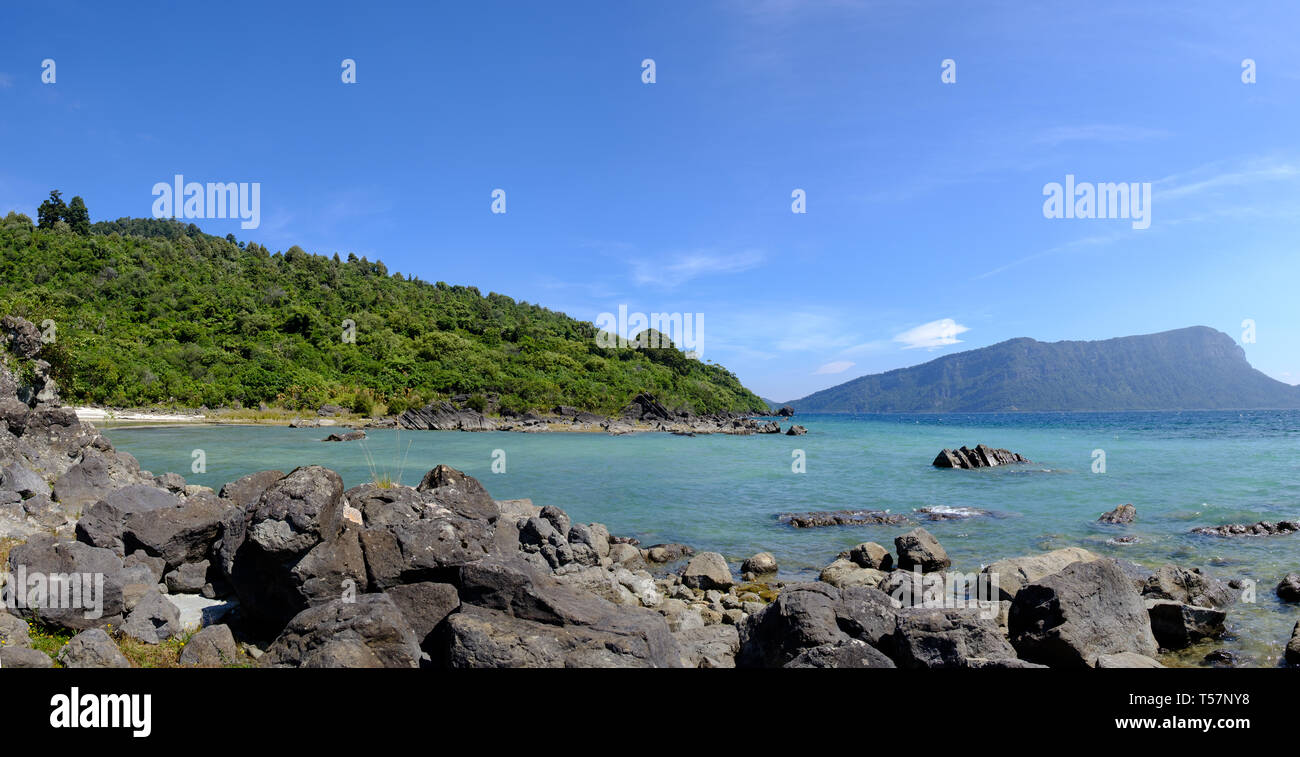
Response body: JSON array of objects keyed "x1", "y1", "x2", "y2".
[
  {"x1": 123, "y1": 492, "x2": 234, "y2": 570},
  {"x1": 415, "y1": 464, "x2": 499, "y2": 522},
  {"x1": 1145, "y1": 600, "x2": 1226, "y2": 649},
  {"x1": 442, "y1": 604, "x2": 681, "y2": 668},
  {"x1": 1276, "y1": 573, "x2": 1300, "y2": 602},
  {"x1": 890, "y1": 606, "x2": 1017, "y2": 669},
  {"x1": 384, "y1": 581, "x2": 460, "y2": 652},
  {"x1": 179, "y1": 624, "x2": 240, "y2": 667},
  {"x1": 219, "y1": 470, "x2": 284, "y2": 507},
  {"x1": 75, "y1": 484, "x2": 178, "y2": 555},
  {"x1": 263, "y1": 594, "x2": 421, "y2": 668},
  {"x1": 6, "y1": 534, "x2": 126, "y2": 631},
  {"x1": 786, "y1": 639, "x2": 894, "y2": 668},
  {"x1": 1010, "y1": 558, "x2": 1159, "y2": 667},
  {"x1": 58, "y1": 628, "x2": 130, "y2": 668},
  {"x1": 895, "y1": 527, "x2": 950, "y2": 572},
  {"x1": 736, "y1": 583, "x2": 844, "y2": 667},
  {"x1": 1141, "y1": 565, "x2": 1236, "y2": 609}
]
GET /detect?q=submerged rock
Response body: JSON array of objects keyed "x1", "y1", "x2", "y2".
[
  {"x1": 1192, "y1": 519, "x2": 1299, "y2": 537},
  {"x1": 778, "y1": 510, "x2": 910, "y2": 528},
  {"x1": 1098, "y1": 504, "x2": 1137, "y2": 524}
]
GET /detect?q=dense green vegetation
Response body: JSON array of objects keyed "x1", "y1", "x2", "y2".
[
  {"x1": 791, "y1": 327, "x2": 1300, "y2": 412},
  {"x1": 0, "y1": 197, "x2": 766, "y2": 416}
]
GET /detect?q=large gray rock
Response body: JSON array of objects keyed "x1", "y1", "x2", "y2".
[
  {"x1": 0, "y1": 611, "x2": 32, "y2": 647},
  {"x1": 1145, "y1": 600, "x2": 1226, "y2": 649},
  {"x1": 1095, "y1": 652, "x2": 1165, "y2": 668},
  {"x1": 890, "y1": 607, "x2": 1018, "y2": 669},
  {"x1": 1286, "y1": 622, "x2": 1300, "y2": 666},
  {"x1": 845, "y1": 541, "x2": 893, "y2": 570},
  {"x1": 786, "y1": 639, "x2": 895, "y2": 668},
  {"x1": 674, "y1": 625, "x2": 740, "y2": 668},
  {"x1": 75, "y1": 484, "x2": 177, "y2": 555},
  {"x1": 895, "y1": 527, "x2": 950, "y2": 572},
  {"x1": 179, "y1": 624, "x2": 240, "y2": 667},
  {"x1": 1141, "y1": 565, "x2": 1236, "y2": 609},
  {"x1": 54, "y1": 449, "x2": 151, "y2": 514},
  {"x1": 981, "y1": 547, "x2": 1102, "y2": 601},
  {"x1": 819, "y1": 558, "x2": 886, "y2": 590},
  {"x1": 415, "y1": 464, "x2": 500, "y2": 522},
  {"x1": 736, "y1": 583, "x2": 844, "y2": 667},
  {"x1": 263, "y1": 594, "x2": 421, "y2": 668},
  {"x1": 444, "y1": 604, "x2": 682, "y2": 668},
  {"x1": 219, "y1": 470, "x2": 284, "y2": 507},
  {"x1": 681, "y1": 551, "x2": 733, "y2": 591},
  {"x1": 123, "y1": 492, "x2": 234, "y2": 570},
  {"x1": 1010, "y1": 558, "x2": 1159, "y2": 667},
  {"x1": 741, "y1": 552, "x2": 778, "y2": 575},
  {"x1": 223, "y1": 466, "x2": 363, "y2": 633},
  {"x1": 0, "y1": 645, "x2": 52, "y2": 668},
  {"x1": 1, "y1": 315, "x2": 43, "y2": 359},
  {"x1": 384, "y1": 582, "x2": 460, "y2": 652},
  {"x1": 121, "y1": 589, "x2": 181, "y2": 644},
  {"x1": 457, "y1": 556, "x2": 616, "y2": 627},
  {"x1": 6, "y1": 534, "x2": 126, "y2": 631},
  {"x1": 58, "y1": 628, "x2": 130, "y2": 668},
  {"x1": 1, "y1": 462, "x2": 49, "y2": 499}
]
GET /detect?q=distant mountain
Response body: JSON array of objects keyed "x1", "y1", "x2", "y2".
[{"x1": 789, "y1": 327, "x2": 1300, "y2": 413}]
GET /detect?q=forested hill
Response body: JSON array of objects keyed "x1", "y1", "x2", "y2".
[
  {"x1": 789, "y1": 326, "x2": 1300, "y2": 413},
  {"x1": 0, "y1": 210, "x2": 766, "y2": 416}
]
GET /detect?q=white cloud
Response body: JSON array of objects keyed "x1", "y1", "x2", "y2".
[
  {"x1": 894, "y1": 319, "x2": 969, "y2": 350},
  {"x1": 813, "y1": 360, "x2": 855, "y2": 375},
  {"x1": 631, "y1": 249, "x2": 764, "y2": 287}
]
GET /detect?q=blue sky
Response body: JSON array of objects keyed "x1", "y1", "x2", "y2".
[{"x1": 3, "y1": 0, "x2": 1299, "y2": 401}]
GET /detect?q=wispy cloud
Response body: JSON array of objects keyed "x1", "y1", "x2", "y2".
[
  {"x1": 0, "y1": 73, "x2": 14, "y2": 89},
  {"x1": 813, "y1": 360, "x2": 855, "y2": 375},
  {"x1": 1034, "y1": 124, "x2": 1171, "y2": 147},
  {"x1": 631, "y1": 249, "x2": 764, "y2": 287},
  {"x1": 1157, "y1": 159, "x2": 1299, "y2": 201},
  {"x1": 894, "y1": 319, "x2": 969, "y2": 350}
]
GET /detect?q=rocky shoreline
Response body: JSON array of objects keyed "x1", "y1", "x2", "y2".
[{"x1": 3, "y1": 316, "x2": 1299, "y2": 668}]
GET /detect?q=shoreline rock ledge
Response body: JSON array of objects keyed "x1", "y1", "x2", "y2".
[{"x1": 932, "y1": 445, "x2": 1029, "y2": 469}]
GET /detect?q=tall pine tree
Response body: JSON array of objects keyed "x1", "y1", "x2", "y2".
[{"x1": 36, "y1": 190, "x2": 67, "y2": 229}]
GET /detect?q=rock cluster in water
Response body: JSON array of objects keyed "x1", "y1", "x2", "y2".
[
  {"x1": 395, "y1": 392, "x2": 790, "y2": 436},
  {"x1": 932, "y1": 445, "x2": 1029, "y2": 469},
  {"x1": 1191, "y1": 519, "x2": 1300, "y2": 537}
]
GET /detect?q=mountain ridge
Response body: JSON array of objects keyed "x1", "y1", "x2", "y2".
[{"x1": 789, "y1": 326, "x2": 1300, "y2": 413}]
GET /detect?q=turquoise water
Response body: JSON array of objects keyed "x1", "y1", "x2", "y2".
[{"x1": 103, "y1": 411, "x2": 1300, "y2": 666}]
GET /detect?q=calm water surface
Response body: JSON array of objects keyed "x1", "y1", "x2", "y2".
[{"x1": 104, "y1": 410, "x2": 1300, "y2": 667}]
